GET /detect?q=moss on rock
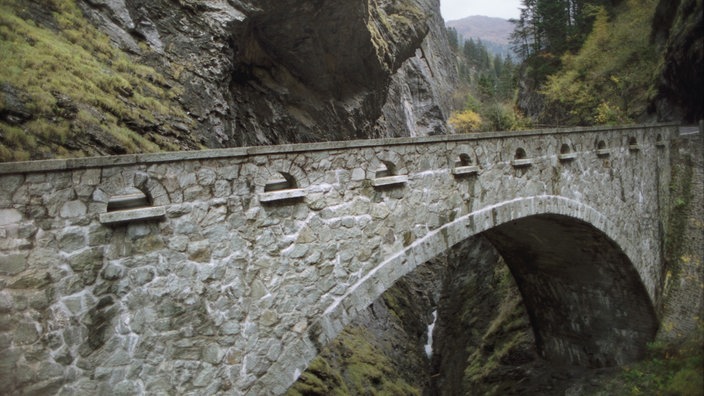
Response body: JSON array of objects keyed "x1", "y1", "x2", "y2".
[{"x1": 0, "y1": 0, "x2": 199, "y2": 161}]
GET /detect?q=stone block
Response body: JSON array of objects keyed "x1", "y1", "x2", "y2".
[
  {"x1": 68, "y1": 248, "x2": 103, "y2": 273},
  {"x1": 260, "y1": 310, "x2": 279, "y2": 327},
  {"x1": 511, "y1": 158, "x2": 533, "y2": 167},
  {"x1": 202, "y1": 344, "x2": 224, "y2": 365},
  {"x1": 99, "y1": 206, "x2": 166, "y2": 225},
  {"x1": 188, "y1": 240, "x2": 211, "y2": 262},
  {"x1": 14, "y1": 321, "x2": 40, "y2": 345},
  {"x1": 8, "y1": 269, "x2": 52, "y2": 289},
  {"x1": 0, "y1": 252, "x2": 27, "y2": 275},
  {"x1": 101, "y1": 263, "x2": 124, "y2": 281},
  {"x1": 59, "y1": 229, "x2": 86, "y2": 253},
  {"x1": 60, "y1": 201, "x2": 87, "y2": 218},
  {"x1": 0, "y1": 208, "x2": 22, "y2": 226},
  {"x1": 558, "y1": 152, "x2": 577, "y2": 161},
  {"x1": 371, "y1": 174, "x2": 408, "y2": 188},
  {"x1": 452, "y1": 165, "x2": 480, "y2": 176},
  {"x1": 87, "y1": 225, "x2": 112, "y2": 246},
  {"x1": 258, "y1": 188, "x2": 307, "y2": 203}
]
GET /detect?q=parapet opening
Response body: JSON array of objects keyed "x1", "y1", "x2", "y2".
[
  {"x1": 375, "y1": 161, "x2": 397, "y2": 178},
  {"x1": 264, "y1": 172, "x2": 298, "y2": 192},
  {"x1": 511, "y1": 147, "x2": 532, "y2": 168},
  {"x1": 371, "y1": 160, "x2": 407, "y2": 188},
  {"x1": 596, "y1": 140, "x2": 609, "y2": 157},
  {"x1": 452, "y1": 153, "x2": 480, "y2": 177},
  {"x1": 456, "y1": 153, "x2": 472, "y2": 167},
  {"x1": 107, "y1": 186, "x2": 152, "y2": 212},
  {"x1": 100, "y1": 186, "x2": 165, "y2": 225},
  {"x1": 259, "y1": 171, "x2": 306, "y2": 203},
  {"x1": 628, "y1": 137, "x2": 640, "y2": 151},
  {"x1": 558, "y1": 143, "x2": 576, "y2": 162}
]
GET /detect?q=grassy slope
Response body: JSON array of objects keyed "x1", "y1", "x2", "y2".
[{"x1": 0, "y1": 0, "x2": 199, "y2": 161}]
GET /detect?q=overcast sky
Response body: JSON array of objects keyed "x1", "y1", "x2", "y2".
[{"x1": 440, "y1": 0, "x2": 522, "y2": 21}]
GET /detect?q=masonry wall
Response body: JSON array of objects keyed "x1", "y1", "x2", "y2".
[{"x1": 0, "y1": 125, "x2": 674, "y2": 395}]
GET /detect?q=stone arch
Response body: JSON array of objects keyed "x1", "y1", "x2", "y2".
[
  {"x1": 483, "y1": 215, "x2": 657, "y2": 367},
  {"x1": 448, "y1": 144, "x2": 480, "y2": 167},
  {"x1": 259, "y1": 196, "x2": 659, "y2": 393},
  {"x1": 263, "y1": 171, "x2": 298, "y2": 192},
  {"x1": 95, "y1": 170, "x2": 170, "y2": 208},
  {"x1": 558, "y1": 142, "x2": 578, "y2": 162},
  {"x1": 254, "y1": 160, "x2": 310, "y2": 194},
  {"x1": 596, "y1": 139, "x2": 610, "y2": 157},
  {"x1": 366, "y1": 150, "x2": 407, "y2": 179}
]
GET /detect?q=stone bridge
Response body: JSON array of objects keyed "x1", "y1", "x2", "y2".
[{"x1": 0, "y1": 124, "x2": 676, "y2": 395}]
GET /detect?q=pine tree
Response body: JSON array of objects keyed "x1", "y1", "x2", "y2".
[{"x1": 446, "y1": 27, "x2": 459, "y2": 52}]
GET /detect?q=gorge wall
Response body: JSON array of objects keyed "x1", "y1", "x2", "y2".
[
  {"x1": 651, "y1": 0, "x2": 704, "y2": 122},
  {"x1": 79, "y1": 0, "x2": 457, "y2": 147},
  {"x1": 0, "y1": 0, "x2": 456, "y2": 160}
]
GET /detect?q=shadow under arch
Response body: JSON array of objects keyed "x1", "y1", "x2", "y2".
[
  {"x1": 483, "y1": 213, "x2": 658, "y2": 367},
  {"x1": 261, "y1": 196, "x2": 659, "y2": 393}
]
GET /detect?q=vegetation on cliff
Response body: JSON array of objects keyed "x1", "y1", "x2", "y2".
[
  {"x1": 0, "y1": 0, "x2": 199, "y2": 162},
  {"x1": 595, "y1": 334, "x2": 704, "y2": 395},
  {"x1": 540, "y1": 0, "x2": 660, "y2": 125},
  {"x1": 507, "y1": 0, "x2": 703, "y2": 125},
  {"x1": 445, "y1": 32, "x2": 528, "y2": 133}
]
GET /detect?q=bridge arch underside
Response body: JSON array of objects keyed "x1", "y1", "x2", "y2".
[
  {"x1": 482, "y1": 214, "x2": 658, "y2": 367},
  {"x1": 291, "y1": 201, "x2": 660, "y2": 392}
]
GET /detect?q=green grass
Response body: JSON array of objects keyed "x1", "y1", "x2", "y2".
[
  {"x1": 0, "y1": 0, "x2": 194, "y2": 161},
  {"x1": 595, "y1": 333, "x2": 704, "y2": 396}
]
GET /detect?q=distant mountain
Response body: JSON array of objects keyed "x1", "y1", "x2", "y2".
[{"x1": 446, "y1": 15, "x2": 514, "y2": 55}]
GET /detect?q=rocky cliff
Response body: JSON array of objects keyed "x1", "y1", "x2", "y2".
[
  {"x1": 0, "y1": 0, "x2": 456, "y2": 160},
  {"x1": 651, "y1": 0, "x2": 704, "y2": 122}
]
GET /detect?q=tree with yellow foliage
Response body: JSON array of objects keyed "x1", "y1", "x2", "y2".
[{"x1": 448, "y1": 110, "x2": 482, "y2": 133}]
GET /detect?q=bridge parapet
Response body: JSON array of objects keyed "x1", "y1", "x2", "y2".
[{"x1": 0, "y1": 124, "x2": 676, "y2": 394}]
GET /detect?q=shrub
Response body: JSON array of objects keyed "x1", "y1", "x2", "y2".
[{"x1": 449, "y1": 110, "x2": 483, "y2": 133}]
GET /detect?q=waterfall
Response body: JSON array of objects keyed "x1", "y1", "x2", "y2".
[{"x1": 424, "y1": 309, "x2": 438, "y2": 358}]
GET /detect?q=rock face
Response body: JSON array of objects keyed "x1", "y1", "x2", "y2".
[
  {"x1": 78, "y1": 0, "x2": 457, "y2": 147},
  {"x1": 658, "y1": 130, "x2": 704, "y2": 340},
  {"x1": 651, "y1": 0, "x2": 704, "y2": 122}
]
